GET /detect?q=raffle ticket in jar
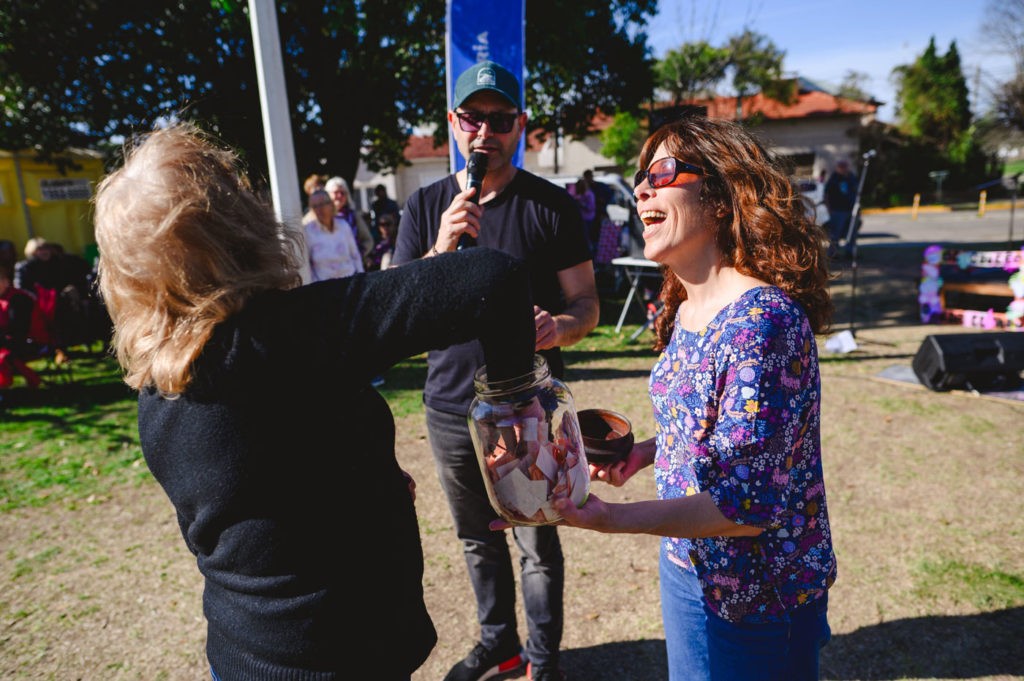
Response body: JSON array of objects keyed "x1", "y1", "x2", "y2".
[{"x1": 475, "y1": 391, "x2": 589, "y2": 525}]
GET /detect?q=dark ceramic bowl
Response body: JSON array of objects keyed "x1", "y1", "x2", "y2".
[{"x1": 577, "y1": 408, "x2": 634, "y2": 465}]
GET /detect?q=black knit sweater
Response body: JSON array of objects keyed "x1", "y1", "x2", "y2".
[{"x1": 138, "y1": 249, "x2": 535, "y2": 679}]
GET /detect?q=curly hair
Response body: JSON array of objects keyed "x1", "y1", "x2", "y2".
[
  {"x1": 643, "y1": 117, "x2": 833, "y2": 350},
  {"x1": 93, "y1": 122, "x2": 303, "y2": 395}
]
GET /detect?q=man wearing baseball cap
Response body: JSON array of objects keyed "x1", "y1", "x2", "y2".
[{"x1": 393, "y1": 60, "x2": 599, "y2": 681}]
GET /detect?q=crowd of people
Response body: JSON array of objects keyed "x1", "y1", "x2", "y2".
[
  {"x1": 301, "y1": 173, "x2": 401, "y2": 277},
  {"x1": 18, "y1": 56, "x2": 841, "y2": 681}
]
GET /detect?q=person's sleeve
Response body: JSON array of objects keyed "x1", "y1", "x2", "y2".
[
  {"x1": 286, "y1": 247, "x2": 535, "y2": 384},
  {"x1": 701, "y1": 311, "x2": 812, "y2": 528}
]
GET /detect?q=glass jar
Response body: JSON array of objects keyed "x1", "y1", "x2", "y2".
[{"x1": 468, "y1": 354, "x2": 590, "y2": 526}]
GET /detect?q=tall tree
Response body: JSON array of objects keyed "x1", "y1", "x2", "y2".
[
  {"x1": 892, "y1": 37, "x2": 972, "y2": 150},
  {"x1": 726, "y1": 29, "x2": 795, "y2": 119},
  {"x1": 654, "y1": 41, "x2": 729, "y2": 106},
  {"x1": 521, "y1": 0, "x2": 656, "y2": 142},
  {"x1": 0, "y1": 0, "x2": 656, "y2": 191}
]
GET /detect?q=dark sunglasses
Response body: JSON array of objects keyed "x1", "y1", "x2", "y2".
[
  {"x1": 455, "y1": 110, "x2": 520, "y2": 134},
  {"x1": 634, "y1": 157, "x2": 704, "y2": 189},
  {"x1": 310, "y1": 201, "x2": 333, "y2": 209}
]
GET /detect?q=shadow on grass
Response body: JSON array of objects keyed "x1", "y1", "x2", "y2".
[
  {"x1": 1, "y1": 354, "x2": 134, "y2": 418},
  {"x1": 560, "y1": 639, "x2": 668, "y2": 681},
  {"x1": 556, "y1": 607, "x2": 1024, "y2": 680},
  {"x1": 822, "y1": 607, "x2": 1024, "y2": 679}
]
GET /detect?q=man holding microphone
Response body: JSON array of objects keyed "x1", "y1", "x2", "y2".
[{"x1": 393, "y1": 60, "x2": 598, "y2": 681}]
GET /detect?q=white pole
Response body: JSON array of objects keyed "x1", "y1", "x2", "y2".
[{"x1": 248, "y1": 0, "x2": 310, "y2": 282}]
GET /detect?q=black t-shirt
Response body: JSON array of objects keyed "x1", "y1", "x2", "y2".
[
  {"x1": 393, "y1": 169, "x2": 592, "y2": 414},
  {"x1": 824, "y1": 171, "x2": 857, "y2": 212}
]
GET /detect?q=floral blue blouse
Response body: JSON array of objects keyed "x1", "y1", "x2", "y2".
[{"x1": 650, "y1": 285, "x2": 836, "y2": 623}]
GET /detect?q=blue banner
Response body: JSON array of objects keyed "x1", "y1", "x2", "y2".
[{"x1": 445, "y1": 0, "x2": 526, "y2": 172}]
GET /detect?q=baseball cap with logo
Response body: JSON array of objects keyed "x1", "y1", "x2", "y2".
[{"x1": 453, "y1": 60, "x2": 522, "y2": 110}]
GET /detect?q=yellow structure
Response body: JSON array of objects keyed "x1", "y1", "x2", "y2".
[{"x1": 0, "y1": 148, "x2": 106, "y2": 260}]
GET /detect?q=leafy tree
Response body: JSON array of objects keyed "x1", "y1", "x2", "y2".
[
  {"x1": 522, "y1": 0, "x2": 656, "y2": 143},
  {"x1": 0, "y1": 2, "x2": 266, "y2": 171},
  {"x1": 0, "y1": 0, "x2": 656, "y2": 194},
  {"x1": 654, "y1": 41, "x2": 729, "y2": 106},
  {"x1": 599, "y1": 111, "x2": 645, "y2": 170},
  {"x1": 726, "y1": 29, "x2": 795, "y2": 118},
  {"x1": 892, "y1": 38, "x2": 972, "y2": 150}
]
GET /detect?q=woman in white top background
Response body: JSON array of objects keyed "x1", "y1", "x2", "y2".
[{"x1": 303, "y1": 188, "x2": 364, "y2": 281}]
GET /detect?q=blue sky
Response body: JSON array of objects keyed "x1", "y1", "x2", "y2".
[{"x1": 647, "y1": 0, "x2": 1016, "y2": 122}]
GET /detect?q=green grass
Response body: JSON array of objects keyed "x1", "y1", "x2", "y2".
[
  {"x1": 913, "y1": 558, "x2": 1024, "y2": 610},
  {"x1": 0, "y1": 351, "x2": 145, "y2": 511}
]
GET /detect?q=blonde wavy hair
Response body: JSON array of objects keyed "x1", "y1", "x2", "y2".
[
  {"x1": 643, "y1": 116, "x2": 834, "y2": 351},
  {"x1": 93, "y1": 122, "x2": 303, "y2": 395}
]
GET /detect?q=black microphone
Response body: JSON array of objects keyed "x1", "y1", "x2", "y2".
[{"x1": 459, "y1": 151, "x2": 488, "y2": 249}]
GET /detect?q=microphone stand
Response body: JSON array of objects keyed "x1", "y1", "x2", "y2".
[{"x1": 846, "y1": 151, "x2": 874, "y2": 338}]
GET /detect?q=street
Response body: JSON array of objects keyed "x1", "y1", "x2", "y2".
[{"x1": 857, "y1": 205, "x2": 1023, "y2": 249}]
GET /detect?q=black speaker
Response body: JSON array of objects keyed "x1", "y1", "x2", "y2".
[{"x1": 912, "y1": 332, "x2": 1024, "y2": 391}]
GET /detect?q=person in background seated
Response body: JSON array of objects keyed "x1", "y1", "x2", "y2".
[
  {"x1": 13, "y1": 238, "x2": 93, "y2": 359},
  {"x1": 0, "y1": 264, "x2": 42, "y2": 397},
  {"x1": 92, "y1": 121, "x2": 538, "y2": 681},
  {"x1": 303, "y1": 188, "x2": 364, "y2": 282},
  {"x1": 533, "y1": 115, "x2": 836, "y2": 681}
]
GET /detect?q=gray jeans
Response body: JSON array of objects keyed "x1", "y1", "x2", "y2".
[{"x1": 425, "y1": 406, "x2": 564, "y2": 669}]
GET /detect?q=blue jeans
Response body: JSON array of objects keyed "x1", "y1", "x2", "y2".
[
  {"x1": 827, "y1": 211, "x2": 853, "y2": 253},
  {"x1": 426, "y1": 406, "x2": 564, "y2": 669},
  {"x1": 660, "y1": 546, "x2": 710, "y2": 680},
  {"x1": 660, "y1": 546, "x2": 831, "y2": 681}
]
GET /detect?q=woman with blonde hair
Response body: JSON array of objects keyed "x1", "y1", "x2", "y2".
[
  {"x1": 325, "y1": 175, "x2": 374, "y2": 265},
  {"x1": 94, "y1": 122, "x2": 537, "y2": 680},
  {"x1": 541, "y1": 115, "x2": 836, "y2": 680}
]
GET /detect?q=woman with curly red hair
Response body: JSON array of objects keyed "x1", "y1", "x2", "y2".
[{"x1": 549, "y1": 116, "x2": 837, "y2": 680}]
